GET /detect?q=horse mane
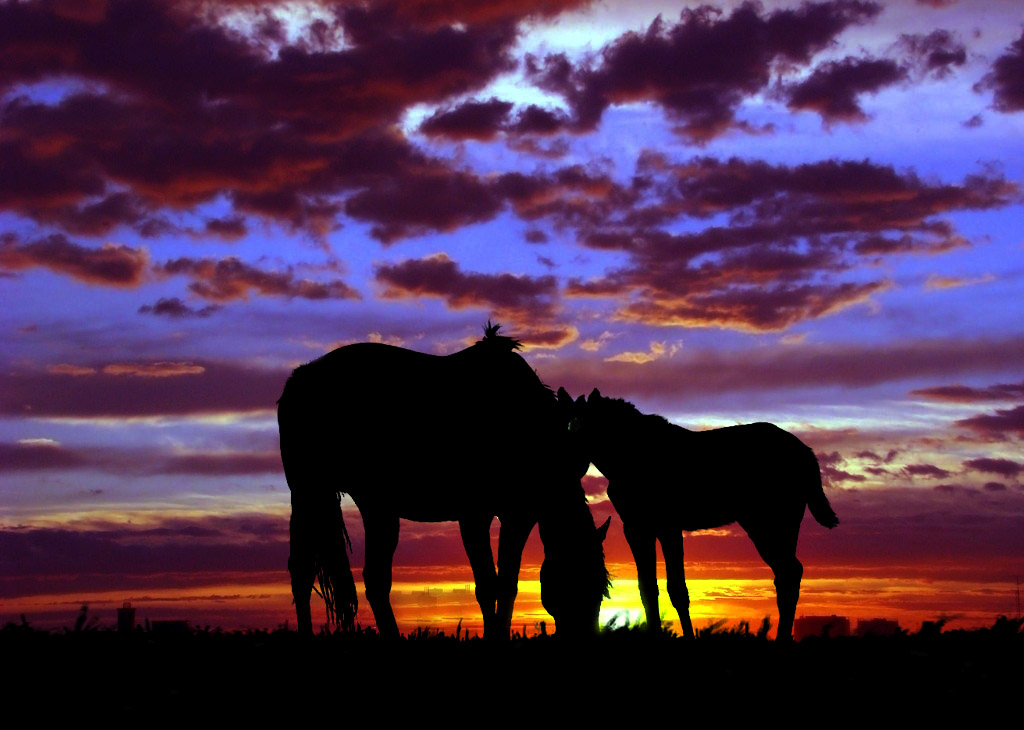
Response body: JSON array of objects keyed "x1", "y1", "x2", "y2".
[
  {"x1": 476, "y1": 320, "x2": 523, "y2": 352},
  {"x1": 596, "y1": 394, "x2": 671, "y2": 428}
]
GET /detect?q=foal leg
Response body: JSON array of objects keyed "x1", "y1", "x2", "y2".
[
  {"x1": 744, "y1": 523, "x2": 802, "y2": 642},
  {"x1": 495, "y1": 517, "x2": 535, "y2": 638},
  {"x1": 659, "y1": 530, "x2": 694, "y2": 639},
  {"x1": 624, "y1": 521, "x2": 660, "y2": 631},
  {"x1": 459, "y1": 516, "x2": 498, "y2": 638},
  {"x1": 363, "y1": 512, "x2": 401, "y2": 639}
]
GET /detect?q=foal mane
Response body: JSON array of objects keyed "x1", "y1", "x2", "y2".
[{"x1": 596, "y1": 395, "x2": 671, "y2": 428}]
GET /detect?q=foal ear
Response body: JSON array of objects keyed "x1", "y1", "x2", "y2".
[
  {"x1": 557, "y1": 386, "x2": 572, "y2": 406},
  {"x1": 574, "y1": 394, "x2": 585, "y2": 407},
  {"x1": 589, "y1": 387, "x2": 602, "y2": 401},
  {"x1": 596, "y1": 516, "x2": 611, "y2": 542}
]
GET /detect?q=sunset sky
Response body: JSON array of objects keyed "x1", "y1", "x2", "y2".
[{"x1": 2, "y1": 0, "x2": 1023, "y2": 636}]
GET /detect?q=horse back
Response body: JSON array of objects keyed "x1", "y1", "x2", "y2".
[{"x1": 278, "y1": 342, "x2": 566, "y2": 517}]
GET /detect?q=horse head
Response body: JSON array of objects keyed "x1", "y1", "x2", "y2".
[{"x1": 539, "y1": 509, "x2": 611, "y2": 636}]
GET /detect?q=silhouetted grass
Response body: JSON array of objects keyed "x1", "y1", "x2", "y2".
[{"x1": 4, "y1": 610, "x2": 1021, "y2": 720}]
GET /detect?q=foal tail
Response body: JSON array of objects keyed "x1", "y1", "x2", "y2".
[{"x1": 805, "y1": 447, "x2": 839, "y2": 529}]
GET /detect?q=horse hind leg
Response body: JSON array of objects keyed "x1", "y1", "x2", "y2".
[
  {"x1": 289, "y1": 505, "x2": 316, "y2": 635},
  {"x1": 459, "y1": 516, "x2": 499, "y2": 638}
]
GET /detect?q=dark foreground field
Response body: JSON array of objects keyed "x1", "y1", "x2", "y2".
[{"x1": 5, "y1": 615, "x2": 1021, "y2": 721}]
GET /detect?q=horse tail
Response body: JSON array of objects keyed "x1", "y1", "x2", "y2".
[
  {"x1": 280, "y1": 385, "x2": 359, "y2": 632},
  {"x1": 804, "y1": 446, "x2": 839, "y2": 529}
]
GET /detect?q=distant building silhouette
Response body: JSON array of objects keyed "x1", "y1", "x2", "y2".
[
  {"x1": 855, "y1": 618, "x2": 900, "y2": 637},
  {"x1": 794, "y1": 615, "x2": 851, "y2": 640},
  {"x1": 117, "y1": 601, "x2": 135, "y2": 632}
]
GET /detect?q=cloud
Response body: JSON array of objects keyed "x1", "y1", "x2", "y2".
[
  {"x1": 962, "y1": 458, "x2": 1022, "y2": 478},
  {"x1": 896, "y1": 29, "x2": 966, "y2": 80},
  {"x1": 955, "y1": 405, "x2": 1024, "y2": 440},
  {"x1": 604, "y1": 341, "x2": 680, "y2": 364},
  {"x1": 0, "y1": 0, "x2": 535, "y2": 236},
  {"x1": 138, "y1": 297, "x2": 222, "y2": 318},
  {"x1": 525, "y1": 0, "x2": 881, "y2": 142},
  {"x1": 375, "y1": 252, "x2": 559, "y2": 320},
  {"x1": 419, "y1": 97, "x2": 514, "y2": 140},
  {"x1": 784, "y1": 56, "x2": 907, "y2": 124},
  {"x1": 0, "y1": 441, "x2": 89, "y2": 471},
  {"x1": 0, "y1": 439, "x2": 283, "y2": 476},
  {"x1": 0, "y1": 361, "x2": 288, "y2": 418},
  {"x1": 539, "y1": 336, "x2": 1024, "y2": 403},
  {"x1": 977, "y1": 30, "x2": 1024, "y2": 112},
  {"x1": 612, "y1": 280, "x2": 889, "y2": 332},
  {"x1": 345, "y1": 171, "x2": 503, "y2": 243},
  {"x1": 924, "y1": 273, "x2": 994, "y2": 290},
  {"x1": 0, "y1": 233, "x2": 147, "y2": 287},
  {"x1": 157, "y1": 256, "x2": 360, "y2": 302},
  {"x1": 100, "y1": 362, "x2": 206, "y2": 378},
  {"x1": 903, "y1": 463, "x2": 953, "y2": 479},
  {"x1": 558, "y1": 155, "x2": 1015, "y2": 332},
  {"x1": 159, "y1": 451, "x2": 283, "y2": 476},
  {"x1": 910, "y1": 380, "x2": 1024, "y2": 402}
]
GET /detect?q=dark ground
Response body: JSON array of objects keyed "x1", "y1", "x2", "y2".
[{"x1": 4, "y1": 615, "x2": 1021, "y2": 721}]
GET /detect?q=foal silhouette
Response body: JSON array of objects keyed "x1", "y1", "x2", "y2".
[
  {"x1": 564, "y1": 388, "x2": 838, "y2": 641},
  {"x1": 278, "y1": 324, "x2": 609, "y2": 638}
]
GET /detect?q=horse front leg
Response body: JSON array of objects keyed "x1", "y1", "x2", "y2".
[
  {"x1": 659, "y1": 530, "x2": 695, "y2": 639},
  {"x1": 363, "y1": 512, "x2": 400, "y2": 639},
  {"x1": 623, "y1": 521, "x2": 660, "y2": 632},
  {"x1": 459, "y1": 515, "x2": 498, "y2": 639},
  {"x1": 495, "y1": 516, "x2": 535, "y2": 638}
]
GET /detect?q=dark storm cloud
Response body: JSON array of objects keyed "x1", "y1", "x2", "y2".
[
  {"x1": 376, "y1": 253, "x2": 559, "y2": 320},
  {"x1": 157, "y1": 256, "x2": 360, "y2": 301},
  {"x1": 525, "y1": 0, "x2": 881, "y2": 142},
  {"x1": 784, "y1": 56, "x2": 907, "y2": 124},
  {"x1": 977, "y1": 30, "x2": 1024, "y2": 112},
  {"x1": 0, "y1": 361, "x2": 288, "y2": 417},
  {"x1": 0, "y1": 233, "x2": 147, "y2": 286}
]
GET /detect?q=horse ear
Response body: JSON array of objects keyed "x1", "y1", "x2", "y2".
[
  {"x1": 574, "y1": 394, "x2": 585, "y2": 407},
  {"x1": 596, "y1": 516, "x2": 611, "y2": 542},
  {"x1": 557, "y1": 386, "x2": 572, "y2": 405},
  {"x1": 589, "y1": 388, "x2": 602, "y2": 401}
]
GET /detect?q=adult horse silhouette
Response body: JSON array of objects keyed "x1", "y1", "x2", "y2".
[
  {"x1": 278, "y1": 324, "x2": 610, "y2": 638},
  {"x1": 562, "y1": 388, "x2": 838, "y2": 641}
]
